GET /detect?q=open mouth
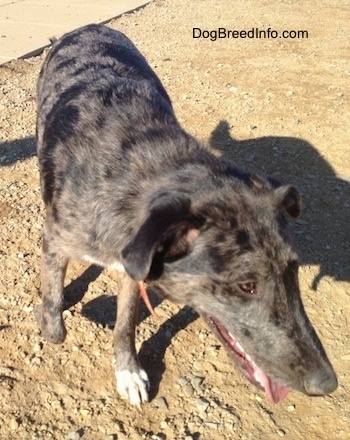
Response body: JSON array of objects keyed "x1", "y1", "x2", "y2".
[{"x1": 206, "y1": 316, "x2": 289, "y2": 404}]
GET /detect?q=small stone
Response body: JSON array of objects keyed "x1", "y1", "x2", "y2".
[
  {"x1": 0, "y1": 366, "x2": 15, "y2": 376},
  {"x1": 287, "y1": 405, "x2": 296, "y2": 412},
  {"x1": 191, "y1": 376, "x2": 204, "y2": 391},
  {"x1": 33, "y1": 343, "x2": 42, "y2": 353},
  {"x1": 9, "y1": 417, "x2": 19, "y2": 430},
  {"x1": 80, "y1": 408, "x2": 90, "y2": 417},
  {"x1": 53, "y1": 382, "x2": 69, "y2": 395},
  {"x1": 205, "y1": 422, "x2": 218, "y2": 430},
  {"x1": 224, "y1": 422, "x2": 234, "y2": 431},
  {"x1": 207, "y1": 344, "x2": 219, "y2": 353},
  {"x1": 66, "y1": 431, "x2": 82, "y2": 440},
  {"x1": 277, "y1": 429, "x2": 286, "y2": 437},
  {"x1": 51, "y1": 399, "x2": 62, "y2": 409},
  {"x1": 160, "y1": 420, "x2": 168, "y2": 429},
  {"x1": 187, "y1": 422, "x2": 197, "y2": 432},
  {"x1": 31, "y1": 356, "x2": 42, "y2": 366},
  {"x1": 151, "y1": 435, "x2": 166, "y2": 440},
  {"x1": 104, "y1": 436, "x2": 116, "y2": 440},
  {"x1": 198, "y1": 330, "x2": 208, "y2": 340},
  {"x1": 183, "y1": 383, "x2": 194, "y2": 396},
  {"x1": 114, "y1": 421, "x2": 123, "y2": 431},
  {"x1": 154, "y1": 396, "x2": 169, "y2": 410},
  {"x1": 196, "y1": 397, "x2": 209, "y2": 412},
  {"x1": 179, "y1": 376, "x2": 190, "y2": 386}
]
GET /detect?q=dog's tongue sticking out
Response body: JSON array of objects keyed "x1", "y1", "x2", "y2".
[
  {"x1": 251, "y1": 361, "x2": 289, "y2": 403},
  {"x1": 209, "y1": 318, "x2": 289, "y2": 403}
]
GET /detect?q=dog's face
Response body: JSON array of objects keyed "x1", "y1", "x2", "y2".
[{"x1": 121, "y1": 176, "x2": 337, "y2": 402}]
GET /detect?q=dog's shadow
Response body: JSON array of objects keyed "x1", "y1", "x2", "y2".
[
  {"x1": 138, "y1": 304, "x2": 199, "y2": 400},
  {"x1": 64, "y1": 266, "x2": 166, "y2": 328},
  {"x1": 210, "y1": 120, "x2": 349, "y2": 289},
  {"x1": 0, "y1": 137, "x2": 36, "y2": 166}
]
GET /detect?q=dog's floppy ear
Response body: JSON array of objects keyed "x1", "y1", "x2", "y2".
[
  {"x1": 274, "y1": 185, "x2": 301, "y2": 218},
  {"x1": 121, "y1": 192, "x2": 202, "y2": 281}
]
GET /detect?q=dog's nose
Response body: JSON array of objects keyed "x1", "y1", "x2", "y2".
[{"x1": 303, "y1": 367, "x2": 338, "y2": 396}]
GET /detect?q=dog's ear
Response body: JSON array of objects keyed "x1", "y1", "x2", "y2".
[
  {"x1": 121, "y1": 192, "x2": 202, "y2": 281},
  {"x1": 250, "y1": 174, "x2": 301, "y2": 218},
  {"x1": 274, "y1": 185, "x2": 301, "y2": 218}
]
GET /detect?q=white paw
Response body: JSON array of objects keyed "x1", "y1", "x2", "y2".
[{"x1": 115, "y1": 369, "x2": 150, "y2": 406}]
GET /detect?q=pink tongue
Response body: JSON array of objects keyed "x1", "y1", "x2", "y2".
[{"x1": 253, "y1": 363, "x2": 289, "y2": 403}]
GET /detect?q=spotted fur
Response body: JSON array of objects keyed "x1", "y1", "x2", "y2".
[{"x1": 36, "y1": 24, "x2": 337, "y2": 406}]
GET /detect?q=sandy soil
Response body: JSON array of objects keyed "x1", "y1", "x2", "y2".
[{"x1": 0, "y1": 0, "x2": 349, "y2": 439}]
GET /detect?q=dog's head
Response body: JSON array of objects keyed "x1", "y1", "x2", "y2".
[{"x1": 121, "y1": 174, "x2": 337, "y2": 403}]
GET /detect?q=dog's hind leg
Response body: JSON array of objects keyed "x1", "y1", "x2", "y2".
[
  {"x1": 35, "y1": 220, "x2": 68, "y2": 344},
  {"x1": 113, "y1": 272, "x2": 150, "y2": 406}
]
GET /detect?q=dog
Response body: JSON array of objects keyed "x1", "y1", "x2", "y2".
[{"x1": 35, "y1": 24, "x2": 337, "y2": 406}]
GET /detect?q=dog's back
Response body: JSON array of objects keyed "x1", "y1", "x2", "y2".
[
  {"x1": 37, "y1": 24, "x2": 172, "y2": 126},
  {"x1": 36, "y1": 24, "x2": 178, "y2": 201}
]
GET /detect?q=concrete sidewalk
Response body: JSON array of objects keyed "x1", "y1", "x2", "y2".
[{"x1": 0, "y1": 0, "x2": 150, "y2": 64}]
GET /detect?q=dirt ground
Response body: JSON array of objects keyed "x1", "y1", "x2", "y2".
[{"x1": 0, "y1": 0, "x2": 349, "y2": 439}]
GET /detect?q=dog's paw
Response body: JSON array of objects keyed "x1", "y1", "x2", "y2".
[
  {"x1": 34, "y1": 304, "x2": 66, "y2": 344},
  {"x1": 115, "y1": 369, "x2": 150, "y2": 406}
]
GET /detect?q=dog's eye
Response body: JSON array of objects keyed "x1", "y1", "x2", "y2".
[{"x1": 238, "y1": 281, "x2": 257, "y2": 294}]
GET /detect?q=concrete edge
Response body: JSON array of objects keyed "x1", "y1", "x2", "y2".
[{"x1": 15, "y1": 1, "x2": 152, "y2": 62}]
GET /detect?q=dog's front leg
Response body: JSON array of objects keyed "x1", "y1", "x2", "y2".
[
  {"x1": 35, "y1": 222, "x2": 68, "y2": 344},
  {"x1": 113, "y1": 272, "x2": 150, "y2": 406}
]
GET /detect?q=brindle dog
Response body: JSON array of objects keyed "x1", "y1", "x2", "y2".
[{"x1": 35, "y1": 24, "x2": 337, "y2": 406}]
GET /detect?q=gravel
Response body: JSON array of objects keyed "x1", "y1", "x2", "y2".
[{"x1": 0, "y1": 0, "x2": 348, "y2": 439}]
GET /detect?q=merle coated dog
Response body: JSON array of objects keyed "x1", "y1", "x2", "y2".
[{"x1": 35, "y1": 24, "x2": 337, "y2": 406}]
